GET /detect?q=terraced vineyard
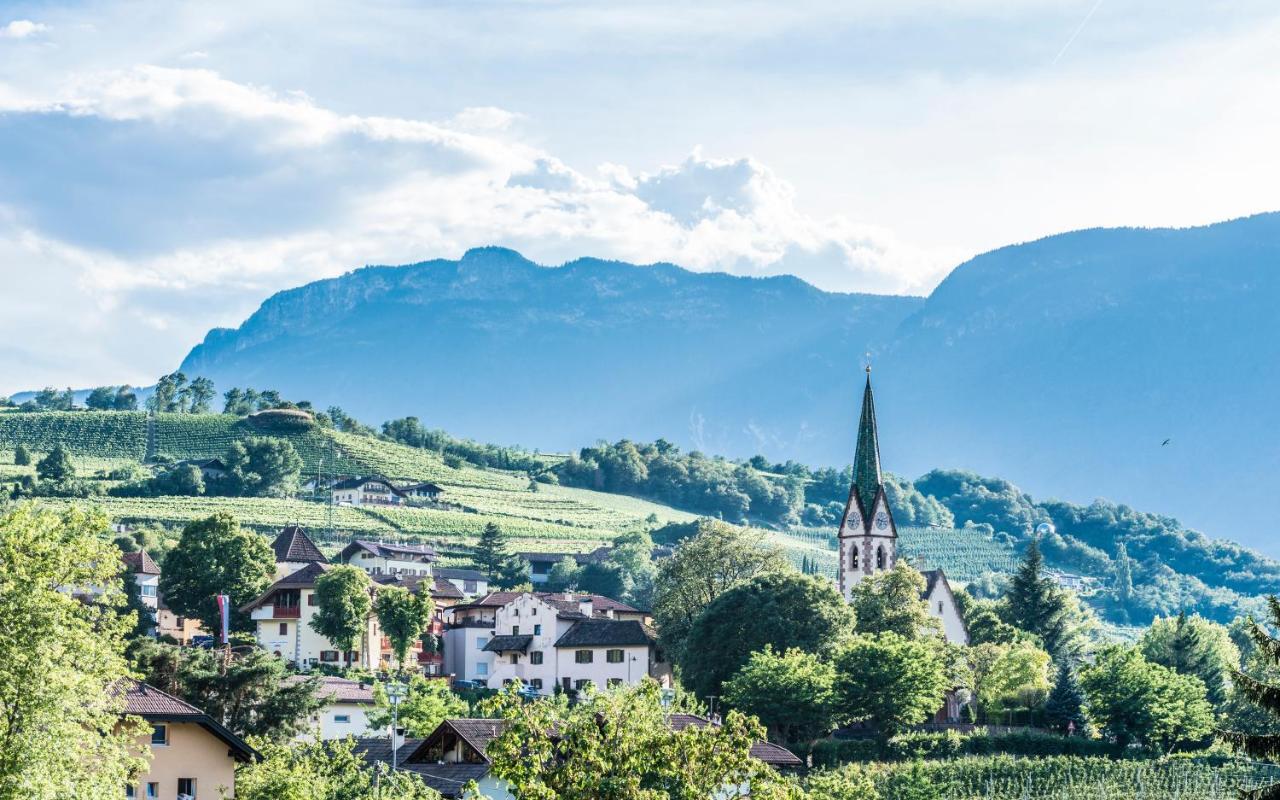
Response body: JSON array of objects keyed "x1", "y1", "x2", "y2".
[
  {"x1": 779, "y1": 524, "x2": 1021, "y2": 584},
  {"x1": 327, "y1": 431, "x2": 518, "y2": 488},
  {"x1": 0, "y1": 412, "x2": 147, "y2": 460},
  {"x1": 152, "y1": 414, "x2": 363, "y2": 474}
]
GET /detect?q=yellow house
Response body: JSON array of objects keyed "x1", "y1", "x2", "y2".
[{"x1": 122, "y1": 681, "x2": 258, "y2": 800}]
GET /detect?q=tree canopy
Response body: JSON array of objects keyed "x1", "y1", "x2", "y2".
[
  {"x1": 159, "y1": 512, "x2": 276, "y2": 632},
  {"x1": 848, "y1": 560, "x2": 940, "y2": 640},
  {"x1": 722, "y1": 646, "x2": 838, "y2": 747},
  {"x1": 225, "y1": 436, "x2": 303, "y2": 497},
  {"x1": 374, "y1": 585, "x2": 434, "y2": 672},
  {"x1": 1081, "y1": 645, "x2": 1214, "y2": 752},
  {"x1": 310, "y1": 566, "x2": 373, "y2": 656},
  {"x1": 368, "y1": 676, "x2": 468, "y2": 739},
  {"x1": 1138, "y1": 611, "x2": 1239, "y2": 708},
  {"x1": 831, "y1": 632, "x2": 950, "y2": 738}
]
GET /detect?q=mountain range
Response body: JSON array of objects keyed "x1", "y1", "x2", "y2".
[{"x1": 179, "y1": 215, "x2": 1280, "y2": 554}]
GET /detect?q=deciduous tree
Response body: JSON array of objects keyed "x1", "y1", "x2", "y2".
[
  {"x1": 375, "y1": 586, "x2": 434, "y2": 672},
  {"x1": 236, "y1": 736, "x2": 439, "y2": 799},
  {"x1": 36, "y1": 443, "x2": 75, "y2": 482},
  {"x1": 848, "y1": 560, "x2": 940, "y2": 639},
  {"x1": 369, "y1": 676, "x2": 467, "y2": 738},
  {"x1": 832, "y1": 632, "x2": 949, "y2": 739},
  {"x1": 1081, "y1": 645, "x2": 1214, "y2": 752},
  {"x1": 723, "y1": 646, "x2": 838, "y2": 746},
  {"x1": 159, "y1": 512, "x2": 276, "y2": 632},
  {"x1": 0, "y1": 505, "x2": 146, "y2": 798},
  {"x1": 1139, "y1": 610, "x2": 1238, "y2": 708},
  {"x1": 225, "y1": 436, "x2": 303, "y2": 497},
  {"x1": 310, "y1": 566, "x2": 373, "y2": 656}
]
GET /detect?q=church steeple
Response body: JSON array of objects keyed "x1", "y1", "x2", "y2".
[{"x1": 852, "y1": 367, "x2": 883, "y2": 518}]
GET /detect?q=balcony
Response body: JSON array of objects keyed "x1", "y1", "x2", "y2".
[
  {"x1": 273, "y1": 605, "x2": 301, "y2": 619},
  {"x1": 418, "y1": 651, "x2": 443, "y2": 665}
]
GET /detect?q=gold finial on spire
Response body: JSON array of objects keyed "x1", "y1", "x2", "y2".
[{"x1": 864, "y1": 352, "x2": 872, "y2": 375}]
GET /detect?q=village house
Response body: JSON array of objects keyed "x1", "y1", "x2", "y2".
[
  {"x1": 331, "y1": 476, "x2": 407, "y2": 506},
  {"x1": 269, "y1": 524, "x2": 329, "y2": 578},
  {"x1": 120, "y1": 549, "x2": 203, "y2": 643},
  {"x1": 287, "y1": 675, "x2": 380, "y2": 740},
  {"x1": 241, "y1": 562, "x2": 379, "y2": 669},
  {"x1": 433, "y1": 567, "x2": 488, "y2": 597},
  {"x1": 339, "y1": 539, "x2": 437, "y2": 577},
  {"x1": 357, "y1": 715, "x2": 801, "y2": 799},
  {"x1": 171, "y1": 458, "x2": 229, "y2": 482},
  {"x1": 120, "y1": 680, "x2": 257, "y2": 800},
  {"x1": 400, "y1": 481, "x2": 444, "y2": 501},
  {"x1": 442, "y1": 591, "x2": 667, "y2": 694}
]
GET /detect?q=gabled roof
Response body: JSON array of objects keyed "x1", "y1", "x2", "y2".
[
  {"x1": 121, "y1": 549, "x2": 160, "y2": 575},
  {"x1": 401, "y1": 482, "x2": 444, "y2": 493},
  {"x1": 554, "y1": 619, "x2": 652, "y2": 648},
  {"x1": 331, "y1": 476, "x2": 406, "y2": 495},
  {"x1": 450, "y1": 591, "x2": 642, "y2": 618},
  {"x1": 431, "y1": 577, "x2": 465, "y2": 600},
  {"x1": 403, "y1": 718, "x2": 506, "y2": 764},
  {"x1": 120, "y1": 681, "x2": 258, "y2": 762},
  {"x1": 284, "y1": 675, "x2": 375, "y2": 704},
  {"x1": 667, "y1": 714, "x2": 802, "y2": 768},
  {"x1": 240, "y1": 562, "x2": 331, "y2": 611},
  {"x1": 434, "y1": 567, "x2": 485, "y2": 582},
  {"x1": 340, "y1": 539, "x2": 437, "y2": 562},
  {"x1": 360, "y1": 733, "x2": 491, "y2": 798},
  {"x1": 483, "y1": 635, "x2": 533, "y2": 653},
  {"x1": 270, "y1": 525, "x2": 328, "y2": 564},
  {"x1": 175, "y1": 458, "x2": 227, "y2": 471}
]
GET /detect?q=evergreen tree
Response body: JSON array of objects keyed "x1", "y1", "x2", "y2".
[
  {"x1": 1140, "y1": 611, "x2": 1238, "y2": 708},
  {"x1": 1002, "y1": 537, "x2": 1081, "y2": 659},
  {"x1": 1221, "y1": 598, "x2": 1280, "y2": 793},
  {"x1": 474, "y1": 522, "x2": 512, "y2": 581},
  {"x1": 1043, "y1": 660, "x2": 1087, "y2": 734},
  {"x1": 1113, "y1": 542, "x2": 1134, "y2": 621},
  {"x1": 12, "y1": 444, "x2": 30, "y2": 466},
  {"x1": 36, "y1": 444, "x2": 76, "y2": 482}
]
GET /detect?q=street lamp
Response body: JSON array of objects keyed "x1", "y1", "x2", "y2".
[{"x1": 386, "y1": 681, "x2": 408, "y2": 771}]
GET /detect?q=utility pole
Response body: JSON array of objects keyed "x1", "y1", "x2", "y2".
[{"x1": 386, "y1": 680, "x2": 407, "y2": 771}]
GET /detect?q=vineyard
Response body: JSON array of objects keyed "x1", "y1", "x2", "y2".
[
  {"x1": 779, "y1": 525, "x2": 1021, "y2": 584},
  {"x1": 326, "y1": 430, "x2": 519, "y2": 489},
  {"x1": 0, "y1": 412, "x2": 147, "y2": 460},
  {"x1": 152, "y1": 414, "x2": 363, "y2": 474},
  {"x1": 842, "y1": 756, "x2": 1280, "y2": 800}
]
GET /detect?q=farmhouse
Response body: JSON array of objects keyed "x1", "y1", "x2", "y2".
[
  {"x1": 837, "y1": 369, "x2": 968, "y2": 646},
  {"x1": 120, "y1": 680, "x2": 257, "y2": 800},
  {"x1": 241, "y1": 562, "x2": 379, "y2": 669},
  {"x1": 339, "y1": 539, "x2": 437, "y2": 577},
  {"x1": 442, "y1": 591, "x2": 667, "y2": 694},
  {"x1": 331, "y1": 476, "x2": 407, "y2": 506},
  {"x1": 400, "y1": 481, "x2": 444, "y2": 501}
]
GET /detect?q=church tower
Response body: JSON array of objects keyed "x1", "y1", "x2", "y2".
[{"x1": 837, "y1": 367, "x2": 898, "y2": 599}]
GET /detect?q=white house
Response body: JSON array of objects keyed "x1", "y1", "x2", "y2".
[
  {"x1": 442, "y1": 591, "x2": 666, "y2": 694},
  {"x1": 433, "y1": 567, "x2": 487, "y2": 598},
  {"x1": 331, "y1": 477, "x2": 407, "y2": 506},
  {"x1": 121, "y1": 550, "x2": 160, "y2": 634},
  {"x1": 340, "y1": 540, "x2": 437, "y2": 578},
  {"x1": 289, "y1": 675, "x2": 379, "y2": 740},
  {"x1": 241, "y1": 562, "x2": 379, "y2": 669},
  {"x1": 269, "y1": 525, "x2": 329, "y2": 578},
  {"x1": 400, "y1": 482, "x2": 444, "y2": 502}
]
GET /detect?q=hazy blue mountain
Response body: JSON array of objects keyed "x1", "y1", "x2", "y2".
[{"x1": 179, "y1": 215, "x2": 1280, "y2": 552}]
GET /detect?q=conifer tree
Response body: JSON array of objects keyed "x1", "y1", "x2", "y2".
[
  {"x1": 1221, "y1": 598, "x2": 1280, "y2": 797},
  {"x1": 1113, "y1": 542, "x2": 1134, "y2": 615},
  {"x1": 1043, "y1": 660, "x2": 1086, "y2": 734},
  {"x1": 474, "y1": 522, "x2": 511, "y2": 581},
  {"x1": 11, "y1": 444, "x2": 30, "y2": 466},
  {"x1": 1003, "y1": 537, "x2": 1078, "y2": 659}
]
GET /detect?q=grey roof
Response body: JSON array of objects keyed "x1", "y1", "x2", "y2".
[
  {"x1": 667, "y1": 714, "x2": 802, "y2": 768},
  {"x1": 554, "y1": 619, "x2": 652, "y2": 648},
  {"x1": 240, "y1": 562, "x2": 330, "y2": 611},
  {"x1": 331, "y1": 476, "x2": 406, "y2": 495},
  {"x1": 285, "y1": 675, "x2": 375, "y2": 704},
  {"x1": 270, "y1": 525, "x2": 328, "y2": 564},
  {"x1": 434, "y1": 567, "x2": 486, "y2": 581},
  {"x1": 402, "y1": 764, "x2": 491, "y2": 797},
  {"x1": 341, "y1": 539, "x2": 437, "y2": 561},
  {"x1": 483, "y1": 635, "x2": 533, "y2": 653}
]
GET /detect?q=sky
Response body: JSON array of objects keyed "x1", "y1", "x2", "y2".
[{"x1": 2, "y1": 0, "x2": 1280, "y2": 393}]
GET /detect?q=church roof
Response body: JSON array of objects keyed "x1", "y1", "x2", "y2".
[
  {"x1": 852, "y1": 370, "x2": 883, "y2": 517},
  {"x1": 270, "y1": 525, "x2": 328, "y2": 564}
]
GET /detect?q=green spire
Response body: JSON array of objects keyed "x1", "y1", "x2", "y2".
[{"x1": 852, "y1": 368, "x2": 883, "y2": 515}]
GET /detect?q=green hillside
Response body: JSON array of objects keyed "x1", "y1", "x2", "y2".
[{"x1": 776, "y1": 525, "x2": 1021, "y2": 584}]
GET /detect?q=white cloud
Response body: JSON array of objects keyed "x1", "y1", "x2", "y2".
[{"x1": 0, "y1": 20, "x2": 48, "y2": 39}]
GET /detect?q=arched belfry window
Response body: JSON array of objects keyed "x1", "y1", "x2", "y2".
[{"x1": 876, "y1": 545, "x2": 885, "y2": 570}]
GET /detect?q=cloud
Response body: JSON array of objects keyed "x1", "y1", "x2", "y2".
[
  {"x1": 0, "y1": 20, "x2": 48, "y2": 39},
  {"x1": 0, "y1": 64, "x2": 950, "y2": 391}
]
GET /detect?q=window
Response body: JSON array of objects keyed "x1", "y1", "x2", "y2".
[
  {"x1": 126, "y1": 787, "x2": 136, "y2": 799},
  {"x1": 464, "y1": 580, "x2": 477, "y2": 593},
  {"x1": 530, "y1": 651, "x2": 543, "y2": 665},
  {"x1": 334, "y1": 714, "x2": 350, "y2": 723},
  {"x1": 574, "y1": 679, "x2": 592, "y2": 691},
  {"x1": 140, "y1": 584, "x2": 157, "y2": 597},
  {"x1": 279, "y1": 623, "x2": 289, "y2": 636},
  {"x1": 510, "y1": 654, "x2": 520, "y2": 664},
  {"x1": 575, "y1": 650, "x2": 593, "y2": 664},
  {"x1": 146, "y1": 784, "x2": 158, "y2": 799},
  {"x1": 606, "y1": 649, "x2": 624, "y2": 663},
  {"x1": 150, "y1": 724, "x2": 167, "y2": 746},
  {"x1": 876, "y1": 546, "x2": 885, "y2": 570},
  {"x1": 513, "y1": 608, "x2": 520, "y2": 617},
  {"x1": 937, "y1": 601, "x2": 944, "y2": 614},
  {"x1": 476, "y1": 663, "x2": 489, "y2": 676},
  {"x1": 512, "y1": 626, "x2": 520, "y2": 635},
  {"x1": 476, "y1": 637, "x2": 489, "y2": 650},
  {"x1": 320, "y1": 650, "x2": 339, "y2": 662},
  {"x1": 531, "y1": 678, "x2": 543, "y2": 690},
  {"x1": 607, "y1": 678, "x2": 623, "y2": 687},
  {"x1": 533, "y1": 624, "x2": 542, "y2": 635},
  {"x1": 177, "y1": 778, "x2": 196, "y2": 798},
  {"x1": 308, "y1": 594, "x2": 318, "y2": 606},
  {"x1": 851, "y1": 549, "x2": 859, "y2": 570}
]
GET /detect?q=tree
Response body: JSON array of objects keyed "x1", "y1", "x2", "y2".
[
  {"x1": 0, "y1": 505, "x2": 147, "y2": 797},
  {"x1": 544, "y1": 556, "x2": 582, "y2": 592},
  {"x1": 236, "y1": 735, "x2": 440, "y2": 800},
  {"x1": 368, "y1": 676, "x2": 467, "y2": 738},
  {"x1": 148, "y1": 371, "x2": 188, "y2": 413},
  {"x1": 474, "y1": 522, "x2": 512, "y2": 581},
  {"x1": 1000, "y1": 538, "x2": 1085, "y2": 660},
  {"x1": 310, "y1": 566, "x2": 373, "y2": 656},
  {"x1": 482, "y1": 680, "x2": 799, "y2": 800},
  {"x1": 832, "y1": 632, "x2": 949, "y2": 739},
  {"x1": 848, "y1": 560, "x2": 940, "y2": 639},
  {"x1": 954, "y1": 590, "x2": 1026, "y2": 646},
  {"x1": 85, "y1": 385, "x2": 118, "y2": 410},
  {"x1": 159, "y1": 512, "x2": 276, "y2": 632},
  {"x1": 375, "y1": 586, "x2": 434, "y2": 672},
  {"x1": 967, "y1": 642, "x2": 1050, "y2": 723},
  {"x1": 130, "y1": 639, "x2": 325, "y2": 741},
  {"x1": 157, "y1": 462, "x2": 206, "y2": 496},
  {"x1": 682, "y1": 572, "x2": 854, "y2": 699},
  {"x1": 652, "y1": 520, "x2": 790, "y2": 664},
  {"x1": 1080, "y1": 645, "x2": 1214, "y2": 752},
  {"x1": 1043, "y1": 660, "x2": 1087, "y2": 735},
  {"x1": 11, "y1": 444, "x2": 30, "y2": 466},
  {"x1": 1221, "y1": 599, "x2": 1280, "y2": 775},
  {"x1": 1139, "y1": 611, "x2": 1239, "y2": 708},
  {"x1": 187, "y1": 376, "x2": 216, "y2": 413},
  {"x1": 723, "y1": 647, "x2": 838, "y2": 746},
  {"x1": 225, "y1": 436, "x2": 303, "y2": 497},
  {"x1": 36, "y1": 444, "x2": 75, "y2": 482}
]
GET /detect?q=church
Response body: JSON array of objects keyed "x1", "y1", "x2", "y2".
[{"x1": 836, "y1": 368, "x2": 969, "y2": 646}]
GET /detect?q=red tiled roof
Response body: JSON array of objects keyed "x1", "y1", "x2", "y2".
[
  {"x1": 122, "y1": 680, "x2": 203, "y2": 716},
  {"x1": 121, "y1": 549, "x2": 161, "y2": 575}
]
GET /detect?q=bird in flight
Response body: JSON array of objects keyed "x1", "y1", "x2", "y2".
[{"x1": 1161, "y1": 438, "x2": 1171, "y2": 447}]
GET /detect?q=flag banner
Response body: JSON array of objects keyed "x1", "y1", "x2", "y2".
[{"x1": 216, "y1": 594, "x2": 230, "y2": 644}]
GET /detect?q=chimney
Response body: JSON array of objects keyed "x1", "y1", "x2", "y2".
[{"x1": 578, "y1": 597, "x2": 593, "y2": 617}]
